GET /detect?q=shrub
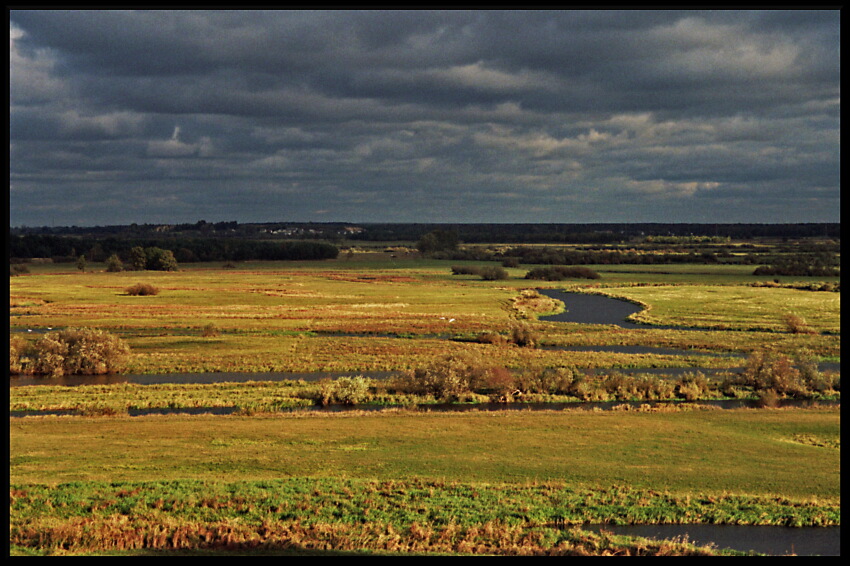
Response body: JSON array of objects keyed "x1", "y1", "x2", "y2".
[
  {"x1": 755, "y1": 389, "x2": 781, "y2": 408},
  {"x1": 10, "y1": 263, "x2": 30, "y2": 276},
  {"x1": 476, "y1": 331, "x2": 507, "y2": 345},
  {"x1": 740, "y1": 350, "x2": 809, "y2": 398},
  {"x1": 201, "y1": 323, "x2": 220, "y2": 337},
  {"x1": 14, "y1": 328, "x2": 130, "y2": 377},
  {"x1": 675, "y1": 372, "x2": 709, "y2": 401},
  {"x1": 315, "y1": 375, "x2": 372, "y2": 406},
  {"x1": 525, "y1": 266, "x2": 600, "y2": 281},
  {"x1": 477, "y1": 367, "x2": 517, "y2": 399},
  {"x1": 514, "y1": 366, "x2": 578, "y2": 395},
  {"x1": 9, "y1": 335, "x2": 31, "y2": 374},
  {"x1": 332, "y1": 376, "x2": 371, "y2": 405},
  {"x1": 783, "y1": 313, "x2": 815, "y2": 334},
  {"x1": 478, "y1": 266, "x2": 509, "y2": 280},
  {"x1": 404, "y1": 352, "x2": 491, "y2": 400},
  {"x1": 451, "y1": 265, "x2": 481, "y2": 276},
  {"x1": 28, "y1": 333, "x2": 69, "y2": 377},
  {"x1": 125, "y1": 283, "x2": 160, "y2": 296},
  {"x1": 509, "y1": 322, "x2": 539, "y2": 348},
  {"x1": 450, "y1": 264, "x2": 508, "y2": 280}
]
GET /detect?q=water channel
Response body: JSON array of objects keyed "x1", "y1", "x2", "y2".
[{"x1": 582, "y1": 524, "x2": 839, "y2": 556}]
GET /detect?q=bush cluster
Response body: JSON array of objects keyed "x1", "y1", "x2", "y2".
[
  {"x1": 475, "y1": 323, "x2": 541, "y2": 349},
  {"x1": 525, "y1": 266, "x2": 600, "y2": 281},
  {"x1": 450, "y1": 265, "x2": 509, "y2": 280},
  {"x1": 395, "y1": 352, "x2": 495, "y2": 401},
  {"x1": 752, "y1": 250, "x2": 839, "y2": 277},
  {"x1": 721, "y1": 349, "x2": 839, "y2": 399},
  {"x1": 10, "y1": 328, "x2": 130, "y2": 378},
  {"x1": 392, "y1": 354, "x2": 703, "y2": 403}
]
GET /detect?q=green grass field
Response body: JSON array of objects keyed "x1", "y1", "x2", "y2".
[{"x1": 8, "y1": 255, "x2": 841, "y2": 555}]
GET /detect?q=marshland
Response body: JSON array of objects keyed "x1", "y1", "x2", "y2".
[{"x1": 8, "y1": 224, "x2": 840, "y2": 555}]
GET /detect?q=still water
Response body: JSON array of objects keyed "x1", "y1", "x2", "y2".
[{"x1": 582, "y1": 524, "x2": 839, "y2": 556}]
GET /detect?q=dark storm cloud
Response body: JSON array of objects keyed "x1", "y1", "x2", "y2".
[{"x1": 9, "y1": 9, "x2": 840, "y2": 226}]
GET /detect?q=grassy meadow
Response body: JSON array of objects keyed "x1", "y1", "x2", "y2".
[{"x1": 8, "y1": 250, "x2": 841, "y2": 555}]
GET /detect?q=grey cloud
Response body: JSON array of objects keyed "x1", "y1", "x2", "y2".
[{"x1": 9, "y1": 9, "x2": 840, "y2": 226}]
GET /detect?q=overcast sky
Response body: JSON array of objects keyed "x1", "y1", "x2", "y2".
[{"x1": 9, "y1": 9, "x2": 840, "y2": 227}]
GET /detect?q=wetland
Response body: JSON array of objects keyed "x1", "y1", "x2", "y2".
[{"x1": 9, "y1": 233, "x2": 840, "y2": 555}]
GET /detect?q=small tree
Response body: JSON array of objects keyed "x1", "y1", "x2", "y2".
[
  {"x1": 76, "y1": 255, "x2": 87, "y2": 272},
  {"x1": 105, "y1": 254, "x2": 124, "y2": 272}
]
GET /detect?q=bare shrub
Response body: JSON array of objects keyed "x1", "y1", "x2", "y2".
[
  {"x1": 755, "y1": 389, "x2": 781, "y2": 408},
  {"x1": 201, "y1": 323, "x2": 220, "y2": 337},
  {"x1": 125, "y1": 283, "x2": 159, "y2": 296},
  {"x1": 568, "y1": 377, "x2": 610, "y2": 402},
  {"x1": 509, "y1": 322, "x2": 539, "y2": 348},
  {"x1": 476, "y1": 331, "x2": 507, "y2": 345},
  {"x1": 741, "y1": 350, "x2": 808, "y2": 398},
  {"x1": 333, "y1": 375, "x2": 371, "y2": 405},
  {"x1": 404, "y1": 352, "x2": 490, "y2": 400},
  {"x1": 783, "y1": 313, "x2": 815, "y2": 334},
  {"x1": 675, "y1": 372, "x2": 709, "y2": 401},
  {"x1": 28, "y1": 333, "x2": 69, "y2": 377},
  {"x1": 9, "y1": 335, "x2": 31, "y2": 374},
  {"x1": 315, "y1": 375, "x2": 372, "y2": 406},
  {"x1": 514, "y1": 366, "x2": 578, "y2": 395},
  {"x1": 477, "y1": 367, "x2": 517, "y2": 399}
]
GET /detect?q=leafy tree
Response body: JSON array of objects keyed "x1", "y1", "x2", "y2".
[
  {"x1": 145, "y1": 247, "x2": 179, "y2": 271},
  {"x1": 76, "y1": 255, "x2": 86, "y2": 272},
  {"x1": 417, "y1": 229, "x2": 459, "y2": 255},
  {"x1": 105, "y1": 254, "x2": 124, "y2": 272},
  {"x1": 128, "y1": 246, "x2": 148, "y2": 271}
]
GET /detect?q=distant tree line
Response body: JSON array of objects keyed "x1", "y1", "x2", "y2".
[
  {"x1": 9, "y1": 234, "x2": 339, "y2": 263},
  {"x1": 348, "y1": 223, "x2": 839, "y2": 243},
  {"x1": 11, "y1": 222, "x2": 839, "y2": 244}
]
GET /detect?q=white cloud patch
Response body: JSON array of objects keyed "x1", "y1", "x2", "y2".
[
  {"x1": 9, "y1": 22, "x2": 68, "y2": 106},
  {"x1": 147, "y1": 126, "x2": 213, "y2": 158},
  {"x1": 426, "y1": 61, "x2": 559, "y2": 93}
]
